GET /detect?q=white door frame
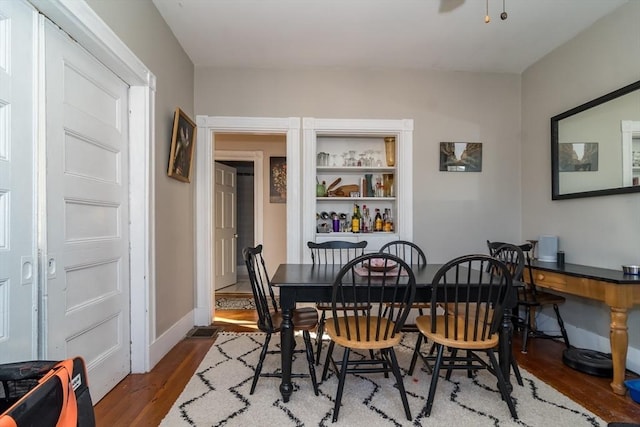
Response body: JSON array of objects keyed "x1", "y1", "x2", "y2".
[
  {"x1": 31, "y1": 0, "x2": 155, "y2": 373},
  {"x1": 194, "y1": 117, "x2": 301, "y2": 325},
  {"x1": 214, "y1": 150, "x2": 265, "y2": 253}
]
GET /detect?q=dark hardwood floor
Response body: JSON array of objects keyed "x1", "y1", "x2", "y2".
[{"x1": 94, "y1": 301, "x2": 640, "y2": 426}]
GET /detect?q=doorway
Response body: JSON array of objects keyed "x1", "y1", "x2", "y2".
[
  {"x1": 214, "y1": 149, "x2": 265, "y2": 295},
  {"x1": 194, "y1": 118, "x2": 302, "y2": 326},
  {"x1": 215, "y1": 160, "x2": 255, "y2": 291}
]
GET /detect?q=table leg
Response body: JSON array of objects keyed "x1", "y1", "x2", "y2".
[
  {"x1": 609, "y1": 307, "x2": 628, "y2": 395},
  {"x1": 280, "y1": 300, "x2": 294, "y2": 402},
  {"x1": 499, "y1": 306, "x2": 514, "y2": 393}
]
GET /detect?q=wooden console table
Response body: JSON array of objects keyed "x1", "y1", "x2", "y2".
[{"x1": 529, "y1": 260, "x2": 640, "y2": 395}]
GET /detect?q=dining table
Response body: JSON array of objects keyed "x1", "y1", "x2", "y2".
[{"x1": 271, "y1": 262, "x2": 518, "y2": 403}]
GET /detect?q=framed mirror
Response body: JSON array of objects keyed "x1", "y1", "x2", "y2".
[{"x1": 551, "y1": 80, "x2": 640, "y2": 200}]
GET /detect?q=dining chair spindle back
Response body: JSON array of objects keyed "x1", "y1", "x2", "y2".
[
  {"x1": 307, "y1": 240, "x2": 369, "y2": 364},
  {"x1": 243, "y1": 245, "x2": 319, "y2": 395},
  {"x1": 378, "y1": 240, "x2": 431, "y2": 375},
  {"x1": 415, "y1": 254, "x2": 518, "y2": 419},
  {"x1": 320, "y1": 252, "x2": 416, "y2": 422},
  {"x1": 487, "y1": 240, "x2": 570, "y2": 353}
]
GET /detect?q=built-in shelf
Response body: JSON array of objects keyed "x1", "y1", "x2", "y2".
[{"x1": 302, "y1": 117, "x2": 413, "y2": 258}]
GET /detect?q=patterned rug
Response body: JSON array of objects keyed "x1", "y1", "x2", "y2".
[
  {"x1": 214, "y1": 296, "x2": 256, "y2": 310},
  {"x1": 161, "y1": 332, "x2": 605, "y2": 426}
]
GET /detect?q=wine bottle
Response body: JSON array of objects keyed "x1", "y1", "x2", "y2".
[
  {"x1": 351, "y1": 204, "x2": 361, "y2": 233},
  {"x1": 374, "y1": 208, "x2": 383, "y2": 232}
]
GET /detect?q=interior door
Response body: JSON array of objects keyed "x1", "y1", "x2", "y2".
[
  {"x1": 214, "y1": 162, "x2": 237, "y2": 290},
  {"x1": 43, "y1": 18, "x2": 130, "y2": 402},
  {"x1": 0, "y1": 0, "x2": 38, "y2": 362}
]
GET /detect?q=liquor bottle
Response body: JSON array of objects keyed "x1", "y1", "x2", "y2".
[
  {"x1": 351, "y1": 204, "x2": 361, "y2": 233},
  {"x1": 383, "y1": 208, "x2": 392, "y2": 232},
  {"x1": 361, "y1": 205, "x2": 369, "y2": 233},
  {"x1": 374, "y1": 209, "x2": 383, "y2": 232}
]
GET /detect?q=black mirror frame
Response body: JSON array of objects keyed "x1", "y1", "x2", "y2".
[{"x1": 551, "y1": 80, "x2": 640, "y2": 200}]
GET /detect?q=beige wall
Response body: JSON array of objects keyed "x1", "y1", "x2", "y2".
[
  {"x1": 215, "y1": 134, "x2": 287, "y2": 273},
  {"x1": 521, "y1": 2, "x2": 640, "y2": 361},
  {"x1": 195, "y1": 68, "x2": 523, "y2": 262},
  {"x1": 86, "y1": 0, "x2": 196, "y2": 336}
]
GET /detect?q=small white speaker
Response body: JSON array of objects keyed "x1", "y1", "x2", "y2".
[{"x1": 538, "y1": 235, "x2": 558, "y2": 262}]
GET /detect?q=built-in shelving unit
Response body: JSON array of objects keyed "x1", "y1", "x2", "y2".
[{"x1": 301, "y1": 118, "x2": 413, "y2": 261}]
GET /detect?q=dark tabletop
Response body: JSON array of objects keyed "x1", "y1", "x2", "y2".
[
  {"x1": 271, "y1": 263, "x2": 440, "y2": 287},
  {"x1": 531, "y1": 260, "x2": 640, "y2": 285}
]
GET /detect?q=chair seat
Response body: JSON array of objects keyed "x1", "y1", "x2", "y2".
[
  {"x1": 270, "y1": 308, "x2": 318, "y2": 333},
  {"x1": 444, "y1": 303, "x2": 494, "y2": 321},
  {"x1": 416, "y1": 315, "x2": 499, "y2": 350},
  {"x1": 325, "y1": 316, "x2": 402, "y2": 350}
]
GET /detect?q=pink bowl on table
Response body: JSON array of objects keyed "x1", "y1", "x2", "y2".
[{"x1": 364, "y1": 258, "x2": 398, "y2": 272}]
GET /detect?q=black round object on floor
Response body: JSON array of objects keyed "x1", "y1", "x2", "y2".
[{"x1": 562, "y1": 347, "x2": 613, "y2": 377}]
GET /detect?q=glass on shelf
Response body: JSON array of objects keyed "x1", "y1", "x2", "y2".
[
  {"x1": 383, "y1": 173, "x2": 394, "y2": 197},
  {"x1": 384, "y1": 137, "x2": 396, "y2": 167},
  {"x1": 374, "y1": 150, "x2": 383, "y2": 167},
  {"x1": 347, "y1": 150, "x2": 357, "y2": 166},
  {"x1": 317, "y1": 152, "x2": 329, "y2": 166}
]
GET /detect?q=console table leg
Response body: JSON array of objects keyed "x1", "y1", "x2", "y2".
[{"x1": 609, "y1": 307, "x2": 628, "y2": 395}]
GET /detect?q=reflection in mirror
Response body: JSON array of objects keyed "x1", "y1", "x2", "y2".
[{"x1": 551, "y1": 80, "x2": 640, "y2": 200}]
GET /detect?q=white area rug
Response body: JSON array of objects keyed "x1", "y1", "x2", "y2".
[{"x1": 161, "y1": 332, "x2": 605, "y2": 426}]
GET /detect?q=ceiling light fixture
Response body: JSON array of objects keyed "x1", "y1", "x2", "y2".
[
  {"x1": 485, "y1": 0, "x2": 490, "y2": 23},
  {"x1": 485, "y1": 0, "x2": 509, "y2": 24}
]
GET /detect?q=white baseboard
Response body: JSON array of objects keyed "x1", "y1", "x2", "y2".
[{"x1": 147, "y1": 310, "x2": 195, "y2": 371}]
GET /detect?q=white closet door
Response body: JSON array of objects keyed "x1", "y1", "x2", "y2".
[
  {"x1": 0, "y1": 0, "x2": 38, "y2": 362},
  {"x1": 43, "y1": 18, "x2": 131, "y2": 401}
]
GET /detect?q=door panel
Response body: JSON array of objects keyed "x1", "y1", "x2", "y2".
[
  {"x1": 214, "y1": 162, "x2": 237, "y2": 290},
  {"x1": 44, "y1": 19, "x2": 130, "y2": 401},
  {"x1": 0, "y1": 0, "x2": 38, "y2": 362}
]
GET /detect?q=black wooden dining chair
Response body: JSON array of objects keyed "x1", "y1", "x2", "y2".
[
  {"x1": 487, "y1": 240, "x2": 570, "y2": 353},
  {"x1": 378, "y1": 240, "x2": 432, "y2": 374},
  {"x1": 320, "y1": 252, "x2": 416, "y2": 422},
  {"x1": 439, "y1": 243, "x2": 524, "y2": 385},
  {"x1": 243, "y1": 245, "x2": 319, "y2": 395},
  {"x1": 415, "y1": 254, "x2": 518, "y2": 419},
  {"x1": 307, "y1": 240, "x2": 369, "y2": 365}
]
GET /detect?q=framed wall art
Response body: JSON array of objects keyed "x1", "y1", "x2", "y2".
[
  {"x1": 558, "y1": 142, "x2": 599, "y2": 172},
  {"x1": 439, "y1": 142, "x2": 483, "y2": 172},
  {"x1": 269, "y1": 156, "x2": 287, "y2": 203},
  {"x1": 167, "y1": 107, "x2": 197, "y2": 182}
]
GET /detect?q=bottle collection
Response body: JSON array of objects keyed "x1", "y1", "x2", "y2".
[
  {"x1": 315, "y1": 138, "x2": 396, "y2": 235},
  {"x1": 317, "y1": 204, "x2": 393, "y2": 234}
]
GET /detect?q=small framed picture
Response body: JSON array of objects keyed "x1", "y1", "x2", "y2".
[
  {"x1": 439, "y1": 142, "x2": 482, "y2": 172},
  {"x1": 269, "y1": 156, "x2": 287, "y2": 203},
  {"x1": 167, "y1": 107, "x2": 197, "y2": 182}
]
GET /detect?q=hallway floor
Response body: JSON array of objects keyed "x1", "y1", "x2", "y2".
[{"x1": 216, "y1": 278, "x2": 251, "y2": 294}]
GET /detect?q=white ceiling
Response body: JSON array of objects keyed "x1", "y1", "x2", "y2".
[{"x1": 152, "y1": 0, "x2": 628, "y2": 74}]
